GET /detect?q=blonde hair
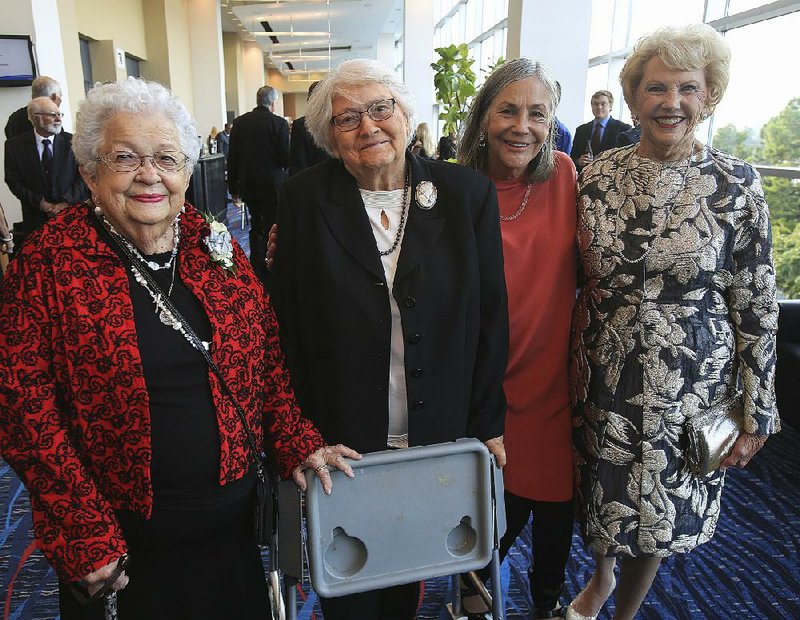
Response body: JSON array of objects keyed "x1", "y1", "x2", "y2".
[
  {"x1": 415, "y1": 122, "x2": 435, "y2": 157},
  {"x1": 620, "y1": 23, "x2": 730, "y2": 117}
]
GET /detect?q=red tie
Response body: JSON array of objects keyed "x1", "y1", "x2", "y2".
[{"x1": 591, "y1": 123, "x2": 602, "y2": 155}]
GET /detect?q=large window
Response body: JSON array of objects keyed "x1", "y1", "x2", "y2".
[
  {"x1": 588, "y1": 0, "x2": 800, "y2": 298},
  {"x1": 432, "y1": 0, "x2": 509, "y2": 139}
]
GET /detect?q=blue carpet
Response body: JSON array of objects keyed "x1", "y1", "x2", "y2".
[{"x1": 1, "y1": 204, "x2": 798, "y2": 618}]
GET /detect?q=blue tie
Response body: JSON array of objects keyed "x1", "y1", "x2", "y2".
[{"x1": 41, "y1": 138, "x2": 53, "y2": 177}]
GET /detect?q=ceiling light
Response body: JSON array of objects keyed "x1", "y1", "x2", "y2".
[{"x1": 253, "y1": 30, "x2": 331, "y2": 37}]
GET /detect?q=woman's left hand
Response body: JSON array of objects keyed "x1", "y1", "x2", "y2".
[
  {"x1": 720, "y1": 432, "x2": 768, "y2": 469},
  {"x1": 291, "y1": 444, "x2": 363, "y2": 495},
  {"x1": 484, "y1": 435, "x2": 506, "y2": 468}
]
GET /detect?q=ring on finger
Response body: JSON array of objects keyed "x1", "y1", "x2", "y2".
[{"x1": 315, "y1": 464, "x2": 329, "y2": 473}]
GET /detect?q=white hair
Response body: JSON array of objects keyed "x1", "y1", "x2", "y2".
[
  {"x1": 304, "y1": 59, "x2": 416, "y2": 157},
  {"x1": 73, "y1": 77, "x2": 200, "y2": 176}
]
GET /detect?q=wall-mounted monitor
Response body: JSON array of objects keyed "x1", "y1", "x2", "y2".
[{"x1": 0, "y1": 35, "x2": 36, "y2": 87}]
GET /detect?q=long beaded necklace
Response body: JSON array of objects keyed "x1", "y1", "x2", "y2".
[
  {"x1": 96, "y1": 207, "x2": 208, "y2": 348},
  {"x1": 499, "y1": 183, "x2": 533, "y2": 222},
  {"x1": 616, "y1": 146, "x2": 693, "y2": 265},
  {"x1": 379, "y1": 167, "x2": 410, "y2": 256}
]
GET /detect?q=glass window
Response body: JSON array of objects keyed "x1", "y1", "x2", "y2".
[
  {"x1": 710, "y1": 11, "x2": 800, "y2": 299},
  {"x1": 712, "y1": 11, "x2": 800, "y2": 158},
  {"x1": 727, "y1": 0, "x2": 776, "y2": 15},
  {"x1": 588, "y1": 0, "x2": 615, "y2": 58},
  {"x1": 628, "y1": 0, "x2": 704, "y2": 43}
]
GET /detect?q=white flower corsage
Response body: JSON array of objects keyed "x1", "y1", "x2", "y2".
[{"x1": 203, "y1": 216, "x2": 237, "y2": 275}]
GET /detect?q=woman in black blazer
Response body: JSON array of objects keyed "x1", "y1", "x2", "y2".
[{"x1": 272, "y1": 58, "x2": 509, "y2": 620}]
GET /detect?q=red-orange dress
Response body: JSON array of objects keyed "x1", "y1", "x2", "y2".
[{"x1": 492, "y1": 151, "x2": 577, "y2": 502}]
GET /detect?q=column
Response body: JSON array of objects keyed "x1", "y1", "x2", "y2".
[
  {"x1": 403, "y1": 0, "x2": 435, "y2": 127},
  {"x1": 187, "y1": 0, "x2": 227, "y2": 136},
  {"x1": 507, "y1": 0, "x2": 593, "y2": 133}
]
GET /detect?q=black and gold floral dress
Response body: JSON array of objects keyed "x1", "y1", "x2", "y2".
[{"x1": 570, "y1": 144, "x2": 780, "y2": 558}]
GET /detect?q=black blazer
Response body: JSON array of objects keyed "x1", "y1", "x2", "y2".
[
  {"x1": 227, "y1": 106, "x2": 289, "y2": 212},
  {"x1": 570, "y1": 117, "x2": 632, "y2": 170},
  {"x1": 289, "y1": 116, "x2": 329, "y2": 176},
  {"x1": 616, "y1": 125, "x2": 642, "y2": 147},
  {"x1": 272, "y1": 154, "x2": 508, "y2": 454},
  {"x1": 4, "y1": 130, "x2": 88, "y2": 233}
]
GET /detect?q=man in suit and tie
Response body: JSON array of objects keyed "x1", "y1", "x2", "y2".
[
  {"x1": 4, "y1": 76, "x2": 62, "y2": 140},
  {"x1": 570, "y1": 90, "x2": 631, "y2": 171},
  {"x1": 227, "y1": 85, "x2": 289, "y2": 287},
  {"x1": 289, "y1": 81, "x2": 330, "y2": 177},
  {"x1": 4, "y1": 97, "x2": 88, "y2": 233}
]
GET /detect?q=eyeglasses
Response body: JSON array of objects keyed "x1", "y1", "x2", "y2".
[
  {"x1": 330, "y1": 98, "x2": 396, "y2": 132},
  {"x1": 69, "y1": 554, "x2": 129, "y2": 606},
  {"x1": 34, "y1": 112, "x2": 63, "y2": 119},
  {"x1": 98, "y1": 151, "x2": 189, "y2": 173}
]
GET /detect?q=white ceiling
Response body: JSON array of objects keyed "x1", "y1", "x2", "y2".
[{"x1": 221, "y1": 0, "x2": 404, "y2": 78}]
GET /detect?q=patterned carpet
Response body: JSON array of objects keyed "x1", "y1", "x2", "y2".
[{"x1": 1, "y1": 204, "x2": 798, "y2": 619}]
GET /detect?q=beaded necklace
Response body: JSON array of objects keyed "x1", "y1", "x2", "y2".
[
  {"x1": 616, "y1": 146, "x2": 693, "y2": 265},
  {"x1": 96, "y1": 207, "x2": 209, "y2": 350},
  {"x1": 499, "y1": 183, "x2": 533, "y2": 222},
  {"x1": 379, "y1": 167, "x2": 410, "y2": 256}
]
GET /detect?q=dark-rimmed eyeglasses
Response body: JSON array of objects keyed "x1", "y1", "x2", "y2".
[
  {"x1": 33, "y1": 112, "x2": 63, "y2": 119},
  {"x1": 97, "y1": 151, "x2": 189, "y2": 173},
  {"x1": 69, "y1": 554, "x2": 130, "y2": 606},
  {"x1": 330, "y1": 98, "x2": 396, "y2": 132}
]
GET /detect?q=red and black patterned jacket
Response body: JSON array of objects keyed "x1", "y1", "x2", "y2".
[{"x1": 0, "y1": 203, "x2": 323, "y2": 581}]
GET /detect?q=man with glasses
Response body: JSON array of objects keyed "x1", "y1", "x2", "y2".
[
  {"x1": 4, "y1": 96, "x2": 88, "y2": 233},
  {"x1": 4, "y1": 75, "x2": 62, "y2": 140},
  {"x1": 227, "y1": 85, "x2": 290, "y2": 288}
]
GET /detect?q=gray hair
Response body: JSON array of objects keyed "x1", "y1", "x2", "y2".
[
  {"x1": 257, "y1": 85, "x2": 279, "y2": 108},
  {"x1": 73, "y1": 77, "x2": 200, "y2": 176},
  {"x1": 458, "y1": 58, "x2": 559, "y2": 184},
  {"x1": 305, "y1": 59, "x2": 416, "y2": 158},
  {"x1": 620, "y1": 23, "x2": 730, "y2": 118},
  {"x1": 31, "y1": 76, "x2": 61, "y2": 99}
]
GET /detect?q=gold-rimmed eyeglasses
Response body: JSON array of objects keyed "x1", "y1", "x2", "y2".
[
  {"x1": 331, "y1": 98, "x2": 396, "y2": 132},
  {"x1": 97, "y1": 151, "x2": 189, "y2": 173}
]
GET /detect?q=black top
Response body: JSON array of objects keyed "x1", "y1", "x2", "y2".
[{"x1": 93, "y1": 218, "x2": 254, "y2": 511}]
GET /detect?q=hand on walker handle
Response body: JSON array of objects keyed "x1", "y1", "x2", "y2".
[{"x1": 292, "y1": 443, "x2": 363, "y2": 495}]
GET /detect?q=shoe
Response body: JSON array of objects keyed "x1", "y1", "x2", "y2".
[
  {"x1": 565, "y1": 576, "x2": 615, "y2": 620},
  {"x1": 564, "y1": 604, "x2": 596, "y2": 620},
  {"x1": 534, "y1": 603, "x2": 566, "y2": 618}
]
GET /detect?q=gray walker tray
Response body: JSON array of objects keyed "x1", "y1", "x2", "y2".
[{"x1": 276, "y1": 438, "x2": 506, "y2": 618}]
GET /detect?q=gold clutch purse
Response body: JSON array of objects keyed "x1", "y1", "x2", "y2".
[{"x1": 685, "y1": 392, "x2": 744, "y2": 476}]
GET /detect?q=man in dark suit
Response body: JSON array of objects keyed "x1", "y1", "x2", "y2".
[
  {"x1": 570, "y1": 90, "x2": 631, "y2": 171},
  {"x1": 227, "y1": 85, "x2": 289, "y2": 287},
  {"x1": 215, "y1": 122, "x2": 231, "y2": 159},
  {"x1": 289, "y1": 81, "x2": 329, "y2": 176},
  {"x1": 4, "y1": 97, "x2": 88, "y2": 234},
  {"x1": 4, "y1": 76, "x2": 62, "y2": 140}
]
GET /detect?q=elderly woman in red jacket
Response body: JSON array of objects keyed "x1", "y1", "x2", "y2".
[{"x1": 0, "y1": 77, "x2": 358, "y2": 620}]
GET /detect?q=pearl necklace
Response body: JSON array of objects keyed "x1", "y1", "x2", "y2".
[
  {"x1": 96, "y1": 207, "x2": 208, "y2": 349},
  {"x1": 616, "y1": 146, "x2": 693, "y2": 264},
  {"x1": 379, "y1": 167, "x2": 410, "y2": 256},
  {"x1": 500, "y1": 183, "x2": 533, "y2": 221},
  {"x1": 103, "y1": 214, "x2": 181, "y2": 271}
]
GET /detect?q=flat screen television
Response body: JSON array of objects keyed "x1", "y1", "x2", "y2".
[{"x1": 0, "y1": 35, "x2": 36, "y2": 87}]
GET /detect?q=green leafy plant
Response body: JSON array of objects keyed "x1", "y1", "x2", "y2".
[{"x1": 431, "y1": 44, "x2": 477, "y2": 138}]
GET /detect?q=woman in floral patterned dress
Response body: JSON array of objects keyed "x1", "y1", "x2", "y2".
[{"x1": 568, "y1": 24, "x2": 780, "y2": 620}]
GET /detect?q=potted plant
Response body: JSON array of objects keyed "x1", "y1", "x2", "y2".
[{"x1": 431, "y1": 43, "x2": 477, "y2": 139}]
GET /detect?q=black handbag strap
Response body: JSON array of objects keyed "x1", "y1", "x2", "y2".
[{"x1": 98, "y1": 213, "x2": 268, "y2": 478}]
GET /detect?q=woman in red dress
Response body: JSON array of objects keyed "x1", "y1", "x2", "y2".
[{"x1": 460, "y1": 58, "x2": 578, "y2": 619}]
